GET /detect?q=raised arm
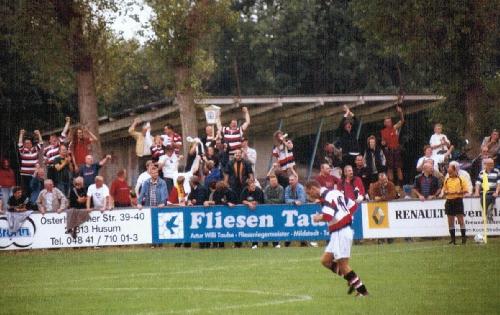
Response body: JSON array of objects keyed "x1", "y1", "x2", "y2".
[
  {"x1": 61, "y1": 117, "x2": 71, "y2": 138},
  {"x1": 18, "y1": 129, "x2": 25, "y2": 146},
  {"x1": 241, "y1": 106, "x2": 250, "y2": 131},
  {"x1": 99, "y1": 155, "x2": 112, "y2": 166},
  {"x1": 393, "y1": 105, "x2": 405, "y2": 130},
  {"x1": 84, "y1": 126, "x2": 98, "y2": 142}
]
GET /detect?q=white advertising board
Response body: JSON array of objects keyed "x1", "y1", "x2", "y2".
[
  {"x1": 0, "y1": 208, "x2": 152, "y2": 250},
  {"x1": 361, "y1": 198, "x2": 500, "y2": 238}
]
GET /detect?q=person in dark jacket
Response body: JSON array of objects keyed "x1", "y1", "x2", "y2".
[
  {"x1": 240, "y1": 179, "x2": 266, "y2": 249},
  {"x1": 224, "y1": 149, "x2": 254, "y2": 198},
  {"x1": 337, "y1": 105, "x2": 361, "y2": 167},
  {"x1": 363, "y1": 135, "x2": 387, "y2": 184}
]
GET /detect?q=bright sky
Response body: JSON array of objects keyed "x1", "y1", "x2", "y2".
[{"x1": 109, "y1": 1, "x2": 155, "y2": 44}]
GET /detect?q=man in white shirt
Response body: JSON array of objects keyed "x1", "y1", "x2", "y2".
[
  {"x1": 429, "y1": 123, "x2": 451, "y2": 159},
  {"x1": 86, "y1": 176, "x2": 110, "y2": 212},
  {"x1": 135, "y1": 160, "x2": 154, "y2": 197},
  {"x1": 158, "y1": 145, "x2": 181, "y2": 194}
]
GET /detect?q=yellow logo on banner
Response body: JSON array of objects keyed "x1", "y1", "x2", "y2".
[{"x1": 368, "y1": 202, "x2": 389, "y2": 229}]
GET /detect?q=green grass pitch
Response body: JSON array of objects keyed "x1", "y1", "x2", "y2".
[{"x1": 1, "y1": 239, "x2": 499, "y2": 314}]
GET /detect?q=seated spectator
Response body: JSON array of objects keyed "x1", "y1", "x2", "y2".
[
  {"x1": 18, "y1": 129, "x2": 43, "y2": 194},
  {"x1": 481, "y1": 129, "x2": 499, "y2": 162},
  {"x1": 135, "y1": 160, "x2": 154, "y2": 197},
  {"x1": 267, "y1": 162, "x2": 291, "y2": 190},
  {"x1": 224, "y1": 149, "x2": 254, "y2": 198},
  {"x1": 110, "y1": 169, "x2": 131, "y2": 207},
  {"x1": 0, "y1": 158, "x2": 16, "y2": 211},
  {"x1": 315, "y1": 163, "x2": 340, "y2": 190},
  {"x1": 474, "y1": 158, "x2": 499, "y2": 222},
  {"x1": 217, "y1": 106, "x2": 250, "y2": 158},
  {"x1": 364, "y1": 135, "x2": 386, "y2": 183},
  {"x1": 353, "y1": 155, "x2": 371, "y2": 191},
  {"x1": 187, "y1": 176, "x2": 208, "y2": 206},
  {"x1": 380, "y1": 105, "x2": 404, "y2": 184},
  {"x1": 471, "y1": 145, "x2": 490, "y2": 180},
  {"x1": 240, "y1": 179, "x2": 265, "y2": 249},
  {"x1": 161, "y1": 123, "x2": 183, "y2": 155},
  {"x1": 36, "y1": 179, "x2": 68, "y2": 215},
  {"x1": 69, "y1": 125, "x2": 98, "y2": 166},
  {"x1": 86, "y1": 176, "x2": 111, "y2": 212},
  {"x1": 429, "y1": 123, "x2": 451, "y2": 160},
  {"x1": 204, "y1": 160, "x2": 223, "y2": 189},
  {"x1": 322, "y1": 142, "x2": 343, "y2": 177},
  {"x1": 128, "y1": 118, "x2": 153, "y2": 171},
  {"x1": 137, "y1": 168, "x2": 167, "y2": 208},
  {"x1": 67, "y1": 176, "x2": 90, "y2": 239},
  {"x1": 203, "y1": 146, "x2": 220, "y2": 168},
  {"x1": 212, "y1": 181, "x2": 238, "y2": 206},
  {"x1": 150, "y1": 135, "x2": 166, "y2": 164},
  {"x1": 369, "y1": 172, "x2": 397, "y2": 202},
  {"x1": 52, "y1": 144, "x2": 75, "y2": 196},
  {"x1": 168, "y1": 176, "x2": 188, "y2": 206},
  {"x1": 44, "y1": 117, "x2": 70, "y2": 167},
  {"x1": 264, "y1": 175, "x2": 284, "y2": 204},
  {"x1": 285, "y1": 174, "x2": 306, "y2": 206},
  {"x1": 6, "y1": 187, "x2": 34, "y2": 233},
  {"x1": 339, "y1": 165, "x2": 365, "y2": 203},
  {"x1": 412, "y1": 161, "x2": 441, "y2": 201},
  {"x1": 78, "y1": 154, "x2": 111, "y2": 190},
  {"x1": 158, "y1": 145, "x2": 180, "y2": 194},
  {"x1": 29, "y1": 167, "x2": 45, "y2": 211},
  {"x1": 337, "y1": 105, "x2": 361, "y2": 167}
]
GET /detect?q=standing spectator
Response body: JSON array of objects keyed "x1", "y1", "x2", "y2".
[
  {"x1": 369, "y1": 172, "x2": 397, "y2": 202},
  {"x1": 211, "y1": 181, "x2": 238, "y2": 207},
  {"x1": 150, "y1": 135, "x2": 166, "y2": 164},
  {"x1": 0, "y1": 159, "x2": 16, "y2": 211},
  {"x1": 315, "y1": 163, "x2": 340, "y2": 190},
  {"x1": 481, "y1": 129, "x2": 499, "y2": 162},
  {"x1": 429, "y1": 123, "x2": 451, "y2": 160},
  {"x1": 161, "y1": 123, "x2": 183, "y2": 155},
  {"x1": 158, "y1": 145, "x2": 181, "y2": 194},
  {"x1": 380, "y1": 105, "x2": 404, "y2": 185},
  {"x1": 66, "y1": 176, "x2": 90, "y2": 239},
  {"x1": 52, "y1": 144, "x2": 75, "y2": 196},
  {"x1": 240, "y1": 179, "x2": 265, "y2": 249},
  {"x1": 86, "y1": 176, "x2": 111, "y2": 212},
  {"x1": 36, "y1": 179, "x2": 68, "y2": 215},
  {"x1": 168, "y1": 176, "x2": 188, "y2": 206},
  {"x1": 135, "y1": 160, "x2": 154, "y2": 197},
  {"x1": 128, "y1": 118, "x2": 153, "y2": 172},
  {"x1": 441, "y1": 163, "x2": 469, "y2": 244},
  {"x1": 413, "y1": 161, "x2": 441, "y2": 201},
  {"x1": 272, "y1": 130, "x2": 296, "y2": 175},
  {"x1": 340, "y1": 165, "x2": 365, "y2": 203},
  {"x1": 474, "y1": 158, "x2": 499, "y2": 223},
  {"x1": 43, "y1": 117, "x2": 70, "y2": 165},
  {"x1": 137, "y1": 168, "x2": 167, "y2": 208},
  {"x1": 241, "y1": 137, "x2": 257, "y2": 173},
  {"x1": 110, "y1": 169, "x2": 131, "y2": 208},
  {"x1": 6, "y1": 187, "x2": 34, "y2": 233},
  {"x1": 69, "y1": 125, "x2": 98, "y2": 166},
  {"x1": 29, "y1": 167, "x2": 45, "y2": 210},
  {"x1": 203, "y1": 146, "x2": 220, "y2": 168},
  {"x1": 203, "y1": 160, "x2": 222, "y2": 190},
  {"x1": 18, "y1": 129, "x2": 43, "y2": 194},
  {"x1": 364, "y1": 135, "x2": 386, "y2": 184},
  {"x1": 224, "y1": 149, "x2": 254, "y2": 199},
  {"x1": 416, "y1": 145, "x2": 440, "y2": 173},
  {"x1": 264, "y1": 175, "x2": 284, "y2": 204},
  {"x1": 353, "y1": 155, "x2": 371, "y2": 193},
  {"x1": 471, "y1": 145, "x2": 490, "y2": 180},
  {"x1": 337, "y1": 105, "x2": 361, "y2": 167},
  {"x1": 78, "y1": 154, "x2": 111, "y2": 189},
  {"x1": 218, "y1": 106, "x2": 250, "y2": 157},
  {"x1": 322, "y1": 142, "x2": 343, "y2": 178},
  {"x1": 201, "y1": 125, "x2": 218, "y2": 149}
]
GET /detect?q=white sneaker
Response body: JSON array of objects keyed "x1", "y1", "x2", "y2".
[
  {"x1": 309, "y1": 242, "x2": 318, "y2": 248},
  {"x1": 251, "y1": 245, "x2": 258, "y2": 249},
  {"x1": 274, "y1": 244, "x2": 281, "y2": 249}
]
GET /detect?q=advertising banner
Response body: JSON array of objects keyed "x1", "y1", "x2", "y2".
[
  {"x1": 361, "y1": 198, "x2": 500, "y2": 238},
  {"x1": 0, "y1": 209, "x2": 152, "y2": 250},
  {"x1": 151, "y1": 204, "x2": 364, "y2": 244}
]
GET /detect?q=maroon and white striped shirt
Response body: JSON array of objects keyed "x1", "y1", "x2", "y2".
[
  {"x1": 18, "y1": 143, "x2": 42, "y2": 176},
  {"x1": 150, "y1": 145, "x2": 166, "y2": 162},
  {"x1": 161, "y1": 133, "x2": 182, "y2": 155},
  {"x1": 43, "y1": 135, "x2": 67, "y2": 165},
  {"x1": 273, "y1": 143, "x2": 295, "y2": 171},
  {"x1": 223, "y1": 127, "x2": 243, "y2": 155}
]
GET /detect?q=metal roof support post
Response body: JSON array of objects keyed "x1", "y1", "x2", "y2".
[
  {"x1": 268, "y1": 119, "x2": 284, "y2": 174},
  {"x1": 356, "y1": 117, "x2": 363, "y2": 141},
  {"x1": 307, "y1": 117, "x2": 324, "y2": 181}
]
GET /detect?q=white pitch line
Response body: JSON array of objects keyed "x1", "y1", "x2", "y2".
[{"x1": 66, "y1": 287, "x2": 312, "y2": 315}]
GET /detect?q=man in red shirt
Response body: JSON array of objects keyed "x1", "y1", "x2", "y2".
[
  {"x1": 315, "y1": 163, "x2": 340, "y2": 190},
  {"x1": 110, "y1": 169, "x2": 131, "y2": 207},
  {"x1": 339, "y1": 165, "x2": 365, "y2": 203},
  {"x1": 380, "y1": 105, "x2": 404, "y2": 184}
]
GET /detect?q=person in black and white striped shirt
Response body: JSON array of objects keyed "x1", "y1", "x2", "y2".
[{"x1": 474, "y1": 158, "x2": 500, "y2": 222}]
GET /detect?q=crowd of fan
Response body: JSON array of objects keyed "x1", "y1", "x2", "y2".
[{"x1": 0, "y1": 105, "x2": 498, "y2": 245}]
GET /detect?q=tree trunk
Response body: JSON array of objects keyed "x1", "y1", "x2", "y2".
[
  {"x1": 464, "y1": 84, "x2": 482, "y2": 157},
  {"x1": 77, "y1": 57, "x2": 102, "y2": 159},
  {"x1": 175, "y1": 66, "x2": 198, "y2": 158}
]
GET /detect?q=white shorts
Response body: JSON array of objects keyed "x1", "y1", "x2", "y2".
[{"x1": 325, "y1": 227, "x2": 353, "y2": 260}]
